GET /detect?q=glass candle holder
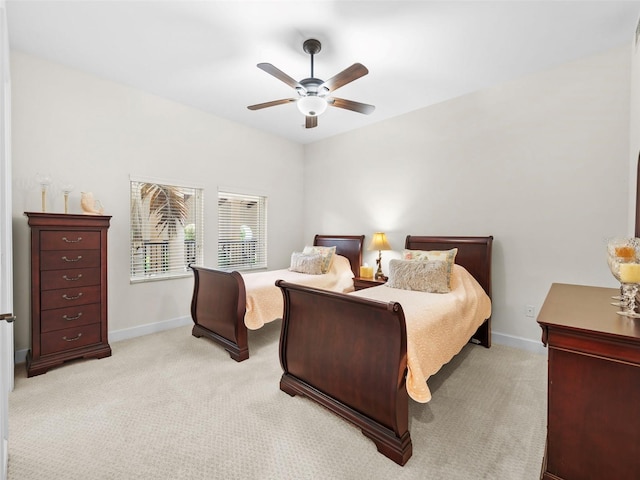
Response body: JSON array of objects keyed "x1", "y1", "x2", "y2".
[
  {"x1": 61, "y1": 183, "x2": 74, "y2": 214},
  {"x1": 35, "y1": 173, "x2": 52, "y2": 212},
  {"x1": 606, "y1": 237, "x2": 640, "y2": 306}
]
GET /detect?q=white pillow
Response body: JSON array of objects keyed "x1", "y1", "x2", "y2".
[
  {"x1": 289, "y1": 252, "x2": 324, "y2": 275},
  {"x1": 402, "y1": 248, "x2": 457, "y2": 289},
  {"x1": 302, "y1": 245, "x2": 336, "y2": 274},
  {"x1": 386, "y1": 259, "x2": 451, "y2": 293}
]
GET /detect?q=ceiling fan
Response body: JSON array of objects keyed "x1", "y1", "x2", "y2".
[{"x1": 247, "y1": 39, "x2": 375, "y2": 129}]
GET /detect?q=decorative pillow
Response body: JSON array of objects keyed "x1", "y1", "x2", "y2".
[
  {"x1": 302, "y1": 245, "x2": 336, "y2": 274},
  {"x1": 289, "y1": 252, "x2": 324, "y2": 275},
  {"x1": 386, "y1": 259, "x2": 451, "y2": 293},
  {"x1": 402, "y1": 248, "x2": 458, "y2": 289}
]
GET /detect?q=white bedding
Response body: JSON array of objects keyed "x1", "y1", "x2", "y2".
[
  {"x1": 243, "y1": 254, "x2": 355, "y2": 330},
  {"x1": 349, "y1": 264, "x2": 491, "y2": 403}
]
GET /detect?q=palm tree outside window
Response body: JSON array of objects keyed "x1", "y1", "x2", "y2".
[{"x1": 130, "y1": 178, "x2": 204, "y2": 282}]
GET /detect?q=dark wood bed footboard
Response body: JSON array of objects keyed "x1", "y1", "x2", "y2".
[
  {"x1": 277, "y1": 280, "x2": 412, "y2": 465},
  {"x1": 189, "y1": 235, "x2": 365, "y2": 361},
  {"x1": 190, "y1": 266, "x2": 248, "y2": 361}
]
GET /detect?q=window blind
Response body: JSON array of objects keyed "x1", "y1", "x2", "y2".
[
  {"x1": 218, "y1": 190, "x2": 267, "y2": 270},
  {"x1": 130, "y1": 180, "x2": 204, "y2": 282}
]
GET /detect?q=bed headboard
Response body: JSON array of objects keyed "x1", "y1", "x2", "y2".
[
  {"x1": 314, "y1": 235, "x2": 365, "y2": 277},
  {"x1": 404, "y1": 235, "x2": 493, "y2": 299}
]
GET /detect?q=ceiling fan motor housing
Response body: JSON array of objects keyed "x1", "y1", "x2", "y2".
[{"x1": 298, "y1": 78, "x2": 328, "y2": 97}]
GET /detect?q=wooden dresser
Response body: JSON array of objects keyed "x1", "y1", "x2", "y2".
[
  {"x1": 25, "y1": 212, "x2": 112, "y2": 377},
  {"x1": 537, "y1": 283, "x2": 640, "y2": 480}
]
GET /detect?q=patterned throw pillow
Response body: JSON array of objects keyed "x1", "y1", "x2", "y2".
[
  {"x1": 386, "y1": 259, "x2": 451, "y2": 293},
  {"x1": 302, "y1": 245, "x2": 337, "y2": 274},
  {"x1": 289, "y1": 252, "x2": 324, "y2": 275},
  {"x1": 402, "y1": 248, "x2": 457, "y2": 289}
]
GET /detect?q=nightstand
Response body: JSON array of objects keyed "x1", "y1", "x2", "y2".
[{"x1": 353, "y1": 277, "x2": 387, "y2": 291}]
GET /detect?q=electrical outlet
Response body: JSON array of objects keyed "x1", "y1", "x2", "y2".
[{"x1": 525, "y1": 305, "x2": 536, "y2": 318}]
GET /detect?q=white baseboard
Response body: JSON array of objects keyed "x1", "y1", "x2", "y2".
[
  {"x1": 492, "y1": 331, "x2": 547, "y2": 355},
  {"x1": 15, "y1": 319, "x2": 546, "y2": 364},
  {"x1": 108, "y1": 315, "x2": 192, "y2": 343},
  {"x1": 14, "y1": 316, "x2": 193, "y2": 365}
]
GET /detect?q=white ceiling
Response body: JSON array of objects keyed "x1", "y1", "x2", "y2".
[{"x1": 6, "y1": 1, "x2": 640, "y2": 145}]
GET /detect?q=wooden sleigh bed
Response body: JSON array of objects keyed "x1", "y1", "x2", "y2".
[
  {"x1": 276, "y1": 235, "x2": 493, "y2": 465},
  {"x1": 190, "y1": 235, "x2": 364, "y2": 361}
]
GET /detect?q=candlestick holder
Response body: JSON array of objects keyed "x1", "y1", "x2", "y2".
[
  {"x1": 35, "y1": 173, "x2": 52, "y2": 212},
  {"x1": 61, "y1": 183, "x2": 74, "y2": 214}
]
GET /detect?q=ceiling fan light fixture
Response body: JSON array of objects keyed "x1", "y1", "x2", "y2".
[{"x1": 297, "y1": 95, "x2": 327, "y2": 117}]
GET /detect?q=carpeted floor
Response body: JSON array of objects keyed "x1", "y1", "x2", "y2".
[{"x1": 8, "y1": 323, "x2": 547, "y2": 479}]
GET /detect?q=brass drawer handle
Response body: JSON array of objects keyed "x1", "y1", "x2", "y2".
[
  {"x1": 62, "y1": 293, "x2": 83, "y2": 301},
  {"x1": 62, "y1": 274, "x2": 83, "y2": 281},
  {"x1": 62, "y1": 333, "x2": 82, "y2": 342},
  {"x1": 62, "y1": 312, "x2": 83, "y2": 321},
  {"x1": 61, "y1": 255, "x2": 83, "y2": 262},
  {"x1": 62, "y1": 236, "x2": 83, "y2": 243}
]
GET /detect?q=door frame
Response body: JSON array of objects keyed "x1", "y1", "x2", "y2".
[{"x1": 0, "y1": 1, "x2": 13, "y2": 478}]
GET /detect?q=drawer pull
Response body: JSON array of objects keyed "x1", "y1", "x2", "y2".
[
  {"x1": 61, "y1": 255, "x2": 83, "y2": 263},
  {"x1": 62, "y1": 274, "x2": 83, "y2": 281},
  {"x1": 62, "y1": 236, "x2": 83, "y2": 243},
  {"x1": 62, "y1": 293, "x2": 83, "y2": 301},
  {"x1": 62, "y1": 312, "x2": 83, "y2": 321},
  {"x1": 62, "y1": 333, "x2": 83, "y2": 342}
]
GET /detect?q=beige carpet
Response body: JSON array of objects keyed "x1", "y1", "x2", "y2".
[{"x1": 8, "y1": 323, "x2": 547, "y2": 479}]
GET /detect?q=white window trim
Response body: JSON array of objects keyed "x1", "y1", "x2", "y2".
[
  {"x1": 218, "y1": 188, "x2": 267, "y2": 272},
  {"x1": 130, "y1": 177, "x2": 204, "y2": 283}
]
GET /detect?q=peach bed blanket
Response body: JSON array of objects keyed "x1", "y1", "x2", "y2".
[
  {"x1": 243, "y1": 255, "x2": 355, "y2": 330},
  {"x1": 349, "y1": 264, "x2": 491, "y2": 403}
]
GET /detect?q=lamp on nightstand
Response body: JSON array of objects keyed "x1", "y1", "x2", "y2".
[{"x1": 368, "y1": 232, "x2": 392, "y2": 280}]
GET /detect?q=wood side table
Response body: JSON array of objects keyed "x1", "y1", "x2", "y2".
[
  {"x1": 353, "y1": 277, "x2": 387, "y2": 291},
  {"x1": 537, "y1": 283, "x2": 640, "y2": 480}
]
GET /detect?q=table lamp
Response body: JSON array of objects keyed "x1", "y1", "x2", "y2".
[{"x1": 368, "y1": 232, "x2": 392, "y2": 280}]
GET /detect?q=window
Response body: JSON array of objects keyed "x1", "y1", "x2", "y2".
[
  {"x1": 218, "y1": 190, "x2": 267, "y2": 270},
  {"x1": 130, "y1": 178, "x2": 203, "y2": 282}
]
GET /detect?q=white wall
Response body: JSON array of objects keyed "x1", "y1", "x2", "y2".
[
  {"x1": 630, "y1": 29, "x2": 640, "y2": 232},
  {"x1": 303, "y1": 46, "x2": 631, "y2": 351},
  {"x1": 10, "y1": 51, "x2": 305, "y2": 353},
  {"x1": 10, "y1": 44, "x2": 635, "y2": 356}
]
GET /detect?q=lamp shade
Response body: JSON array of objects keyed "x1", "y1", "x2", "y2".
[
  {"x1": 297, "y1": 95, "x2": 327, "y2": 116},
  {"x1": 368, "y1": 232, "x2": 391, "y2": 251}
]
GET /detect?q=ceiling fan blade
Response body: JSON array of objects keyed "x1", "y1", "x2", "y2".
[
  {"x1": 327, "y1": 97, "x2": 375, "y2": 115},
  {"x1": 247, "y1": 98, "x2": 297, "y2": 110},
  {"x1": 320, "y1": 63, "x2": 369, "y2": 92},
  {"x1": 257, "y1": 63, "x2": 305, "y2": 92},
  {"x1": 305, "y1": 116, "x2": 318, "y2": 129}
]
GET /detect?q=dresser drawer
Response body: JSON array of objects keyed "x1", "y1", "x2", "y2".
[
  {"x1": 40, "y1": 303, "x2": 101, "y2": 333},
  {"x1": 40, "y1": 323, "x2": 102, "y2": 356},
  {"x1": 40, "y1": 231, "x2": 100, "y2": 251},
  {"x1": 40, "y1": 285, "x2": 101, "y2": 310},
  {"x1": 40, "y1": 267, "x2": 101, "y2": 291},
  {"x1": 40, "y1": 249, "x2": 100, "y2": 270}
]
